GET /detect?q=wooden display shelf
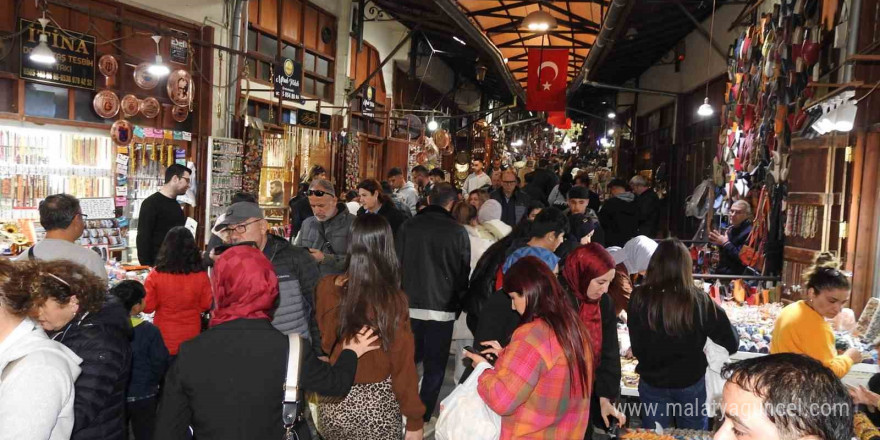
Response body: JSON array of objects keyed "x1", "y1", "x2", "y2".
[
  {"x1": 804, "y1": 81, "x2": 864, "y2": 110},
  {"x1": 784, "y1": 246, "x2": 820, "y2": 265},
  {"x1": 787, "y1": 192, "x2": 842, "y2": 206},
  {"x1": 846, "y1": 54, "x2": 880, "y2": 63}
]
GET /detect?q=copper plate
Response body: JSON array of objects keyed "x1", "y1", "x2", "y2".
[
  {"x1": 432, "y1": 129, "x2": 450, "y2": 149},
  {"x1": 133, "y1": 63, "x2": 159, "y2": 90},
  {"x1": 121, "y1": 94, "x2": 140, "y2": 118},
  {"x1": 93, "y1": 90, "x2": 120, "y2": 119},
  {"x1": 111, "y1": 120, "x2": 134, "y2": 146},
  {"x1": 98, "y1": 54, "x2": 118, "y2": 79},
  {"x1": 166, "y1": 69, "x2": 194, "y2": 106},
  {"x1": 171, "y1": 105, "x2": 189, "y2": 122},
  {"x1": 140, "y1": 97, "x2": 160, "y2": 118}
]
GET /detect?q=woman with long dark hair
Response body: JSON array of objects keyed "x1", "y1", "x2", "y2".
[
  {"x1": 464, "y1": 257, "x2": 593, "y2": 439},
  {"x1": 315, "y1": 214, "x2": 424, "y2": 440},
  {"x1": 627, "y1": 239, "x2": 738, "y2": 430},
  {"x1": 144, "y1": 226, "x2": 212, "y2": 356},
  {"x1": 560, "y1": 244, "x2": 626, "y2": 437},
  {"x1": 356, "y1": 178, "x2": 408, "y2": 234}
]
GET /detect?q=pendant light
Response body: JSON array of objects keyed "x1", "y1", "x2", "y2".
[
  {"x1": 834, "y1": 91, "x2": 858, "y2": 132},
  {"x1": 29, "y1": 12, "x2": 55, "y2": 65},
  {"x1": 148, "y1": 35, "x2": 170, "y2": 77},
  {"x1": 427, "y1": 119, "x2": 439, "y2": 131},
  {"x1": 697, "y1": 0, "x2": 717, "y2": 117},
  {"x1": 522, "y1": 10, "x2": 557, "y2": 32}
]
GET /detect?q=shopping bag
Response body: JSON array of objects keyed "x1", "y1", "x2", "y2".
[{"x1": 435, "y1": 362, "x2": 501, "y2": 440}]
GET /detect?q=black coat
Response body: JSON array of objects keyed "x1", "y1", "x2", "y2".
[
  {"x1": 717, "y1": 220, "x2": 753, "y2": 275},
  {"x1": 155, "y1": 318, "x2": 358, "y2": 440},
  {"x1": 397, "y1": 205, "x2": 471, "y2": 313},
  {"x1": 528, "y1": 168, "x2": 559, "y2": 201},
  {"x1": 598, "y1": 195, "x2": 640, "y2": 247},
  {"x1": 357, "y1": 201, "x2": 409, "y2": 234},
  {"x1": 463, "y1": 235, "x2": 515, "y2": 334},
  {"x1": 289, "y1": 195, "x2": 314, "y2": 239},
  {"x1": 634, "y1": 189, "x2": 661, "y2": 238},
  {"x1": 50, "y1": 295, "x2": 133, "y2": 440},
  {"x1": 490, "y1": 188, "x2": 534, "y2": 227},
  {"x1": 127, "y1": 320, "x2": 169, "y2": 400}
]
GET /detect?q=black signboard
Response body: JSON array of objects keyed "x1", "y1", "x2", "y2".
[
  {"x1": 297, "y1": 108, "x2": 319, "y2": 128},
  {"x1": 170, "y1": 37, "x2": 188, "y2": 64},
  {"x1": 320, "y1": 114, "x2": 331, "y2": 130},
  {"x1": 19, "y1": 19, "x2": 96, "y2": 90},
  {"x1": 361, "y1": 86, "x2": 376, "y2": 118},
  {"x1": 274, "y1": 58, "x2": 303, "y2": 102}
]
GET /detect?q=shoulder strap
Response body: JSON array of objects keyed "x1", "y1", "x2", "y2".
[
  {"x1": 27, "y1": 246, "x2": 36, "y2": 260},
  {"x1": 282, "y1": 334, "x2": 306, "y2": 429}
]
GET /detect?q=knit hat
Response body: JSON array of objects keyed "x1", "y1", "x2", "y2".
[
  {"x1": 567, "y1": 186, "x2": 590, "y2": 200},
  {"x1": 568, "y1": 213, "x2": 598, "y2": 241},
  {"x1": 478, "y1": 199, "x2": 503, "y2": 223},
  {"x1": 503, "y1": 246, "x2": 560, "y2": 274}
]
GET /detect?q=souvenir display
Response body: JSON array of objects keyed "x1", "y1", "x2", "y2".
[
  {"x1": 80, "y1": 219, "x2": 124, "y2": 247},
  {"x1": 121, "y1": 94, "x2": 140, "y2": 118},
  {"x1": 110, "y1": 120, "x2": 134, "y2": 146},
  {"x1": 166, "y1": 69, "x2": 194, "y2": 106},
  {"x1": 344, "y1": 134, "x2": 360, "y2": 191},
  {"x1": 171, "y1": 105, "x2": 189, "y2": 122},
  {"x1": 93, "y1": 90, "x2": 120, "y2": 119},
  {"x1": 98, "y1": 54, "x2": 118, "y2": 79},
  {"x1": 133, "y1": 62, "x2": 160, "y2": 90},
  {"x1": 140, "y1": 97, "x2": 161, "y2": 119},
  {"x1": 209, "y1": 137, "x2": 244, "y2": 224}
]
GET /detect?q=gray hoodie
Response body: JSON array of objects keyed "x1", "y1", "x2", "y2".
[{"x1": 0, "y1": 318, "x2": 82, "y2": 440}]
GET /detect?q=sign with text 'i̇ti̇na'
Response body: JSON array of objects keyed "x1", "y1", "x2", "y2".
[{"x1": 19, "y1": 19, "x2": 96, "y2": 90}]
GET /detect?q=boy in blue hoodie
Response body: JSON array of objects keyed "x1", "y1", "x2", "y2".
[{"x1": 111, "y1": 280, "x2": 169, "y2": 440}]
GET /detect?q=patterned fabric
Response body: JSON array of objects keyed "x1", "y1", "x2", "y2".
[
  {"x1": 317, "y1": 377, "x2": 403, "y2": 440},
  {"x1": 209, "y1": 246, "x2": 277, "y2": 327},
  {"x1": 477, "y1": 320, "x2": 591, "y2": 440}
]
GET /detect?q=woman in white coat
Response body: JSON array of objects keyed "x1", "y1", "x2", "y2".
[{"x1": 0, "y1": 260, "x2": 82, "y2": 440}]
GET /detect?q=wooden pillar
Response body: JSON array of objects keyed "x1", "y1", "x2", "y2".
[{"x1": 849, "y1": 132, "x2": 880, "y2": 315}]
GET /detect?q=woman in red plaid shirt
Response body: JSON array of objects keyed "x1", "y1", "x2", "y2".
[{"x1": 464, "y1": 256, "x2": 594, "y2": 439}]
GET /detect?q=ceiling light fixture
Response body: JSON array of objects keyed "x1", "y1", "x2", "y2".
[
  {"x1": 835, "y1": 97, "x2": 858, "y2": 132},
  {"x1": 148, "y1": 35, "x2": 170, "y2": 77},
  {"x1": 607, "y1": 128, "x2": 615, "y2": 136},
  {"x1": 522, "y1": 10, "x2": 557, "y2": 32},
  {"x1": 452, "y1": 36, "x2": 467, "y2": 46},
  {"x1": 698, "y1": 0, "x2": 717, "y2": 117},
  {"x1": 607, "y1": 112, "x2": 616, "y2": 119},
  {"x1": 29, "y1": 12, "x2": 55, "y2": 65},
  {"x1": 427, "y1": 120, "x2": 439, "y2": 131}
]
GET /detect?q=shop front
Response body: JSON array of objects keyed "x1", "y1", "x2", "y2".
[{"x1": 0, "y1": 0, "x2": 213, "y2": 272}]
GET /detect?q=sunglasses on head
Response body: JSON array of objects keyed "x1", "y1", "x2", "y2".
[{"x1": 307, "y1": 189, "x2": 330, "y2": 197}]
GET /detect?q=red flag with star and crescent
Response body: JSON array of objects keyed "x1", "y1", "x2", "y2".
[{"x1": 526, "y1": 48, "x2": 568, "y2": 112}]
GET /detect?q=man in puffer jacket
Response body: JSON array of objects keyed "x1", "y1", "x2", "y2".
[
  {"x1": 215, "y1": 201, "x2": 323, "y2": 354},
  {"x1": 296, "y1": 179, "x2": 355, "y2": 276}
]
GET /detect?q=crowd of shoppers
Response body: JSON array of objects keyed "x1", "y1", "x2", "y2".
[{"x1": 2, "y1": 155, "x2": 863, "y2": 440}]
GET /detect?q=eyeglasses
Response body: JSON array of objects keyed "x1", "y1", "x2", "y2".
[
  {"x1": 223, "y1": 218, "x2": 262, "y2": 234},
  {"x1": 77, "y1": 213, "x2": 89, "y2": 219},
  {"x1": 307, "y1": 189, "x2": 331, "y2": 197}
]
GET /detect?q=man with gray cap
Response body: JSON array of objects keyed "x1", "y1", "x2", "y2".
[
  {"x1": 214, "y1": 201, "x2": 323, "y2": 354},
  {"x1": 295, "y1": 179, "x2": 354, "y2": 276}
]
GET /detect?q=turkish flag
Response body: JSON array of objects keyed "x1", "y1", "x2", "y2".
[
  {"x1": 526, "y1": 48, "x2": 568, "y2": 112},
  {"x1": 548, "y1": 111, "x2": 571, "y2": 129}
]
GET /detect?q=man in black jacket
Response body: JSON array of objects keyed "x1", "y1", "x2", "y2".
[
  {"x1": 288, "y1": 182, "x2": 312, "y2": 239},
  {"x1": 630, "y1": 175, "x2": 661, "y2": 238},
  {"x1": 397, "y1": 182, "x2": 471, "y2": 422},
  {"x1": 216, "y1": 202, "x2": 323, "y2": 355},
  {"x1": 709, "y1": 200, "x2": 753, "y2": 275},
  {"x1": 490, "y1": 170, "x2": 534, "y2": 227},
  {"x1": 599, "y1": 178, "x2": 640, "y2": 247}
]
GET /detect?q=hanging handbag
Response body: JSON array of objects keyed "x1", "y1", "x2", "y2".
[
  {"x1": 282, "y1": 334, "x2": 307, "y2": 440},
  {"x1": 435, "y1": 362, "x2": 501, "y2": 440}
]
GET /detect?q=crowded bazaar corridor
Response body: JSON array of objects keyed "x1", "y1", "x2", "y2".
[{"x1": 1, "y1": 0, "x2": 880, "y2": 439}]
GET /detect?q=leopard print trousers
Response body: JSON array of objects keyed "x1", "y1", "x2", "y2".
[{"x1": 317, "y1": 377, "x2": 403, "y2": 440}]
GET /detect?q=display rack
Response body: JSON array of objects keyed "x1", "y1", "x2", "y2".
[{"x1": 203, "y1": 137, "x2": 245, "y2": 241}]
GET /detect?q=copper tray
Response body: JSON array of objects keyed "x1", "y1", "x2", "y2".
[
  {"x1": 93, "y1": 90, "x2": 120, "y2": 119},
  {"x1": 166, "y1": 69, "x2": 194, "y2": 106},
  {"x1": 140, "y1": 97, "x2": 160, "y2": 119}
]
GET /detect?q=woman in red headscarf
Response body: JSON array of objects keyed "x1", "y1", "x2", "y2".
[
  {"x1": 155, "y1": 245, "x2": 380, "y2": 440},
  {"x1": 560, "y1": 243, "x2": 627, "y2": 438}
]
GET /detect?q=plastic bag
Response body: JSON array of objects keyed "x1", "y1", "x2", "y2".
[
  {"x1": 435, "y1": 362, "x2": 501, "y2": 440},
  {"x1": 704, "y1": 339, "x2": 731, "y2": 417}
]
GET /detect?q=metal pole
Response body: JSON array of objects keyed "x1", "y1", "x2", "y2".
[
  {"x1": 347, "y1": 27, "x2": 418, "y2": 101},
  {"x1": 226, "y1": 0, "x2": 246, "y2": 138},
  {"x1": 583, "y1": 81, "x2": 679, "y2": 97},
  {"x1": 692, "y1": 274, "x2": 782, "y2": 282},
  {"x1": 675, "y1": 1, "x2": 727, "y2": 58},
  {"x1": 843, "y1": 0, "x2": 862, "y2": 82}
]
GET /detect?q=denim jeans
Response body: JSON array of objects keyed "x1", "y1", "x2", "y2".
[{"x1": 638, "y1": 376, "x2": 708, "y2": 430}]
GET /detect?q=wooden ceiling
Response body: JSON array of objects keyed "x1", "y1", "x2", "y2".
[{"x1": 456, "y1": 0, "x2": 605, "y2": 89}]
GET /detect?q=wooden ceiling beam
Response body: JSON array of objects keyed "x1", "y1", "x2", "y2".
[
  {"x1": 497, "y1": 41, "x2": 593, "y2": 48},
  {"x1": 465, "y1": 0, "x2": 533, "y2": 17}
]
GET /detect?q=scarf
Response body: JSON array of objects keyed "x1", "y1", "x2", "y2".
[
  {"x1": 210, "y1": 246, "x2": 279, "y2": 327},
  {"x1": 608, "y1": 235, "x2": 658, "y2": 274},
  {"x1": 561, "y1": 244, "x2": 615, "y2": 363}
]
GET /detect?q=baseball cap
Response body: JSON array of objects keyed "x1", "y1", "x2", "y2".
[{"x1": 213, "y1": 202, "x2": 264, "y2": 233}]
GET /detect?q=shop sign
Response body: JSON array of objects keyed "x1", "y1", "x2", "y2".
[
  {"x1": 361, "y1": 86, "x2": 376, "y2": 118},
  {"x1": 320, "y1": 114, "x2": 331, "y2": 130},
  {"x1": 19, "y1": 19, "x2": 96, "y2": 90},
  {"x1": 170, "y1": 37, "x2": 188, "y2": 64},
  {"x1": 297, "y1": 108, "x2": 319, "y2": 128},
  {"x1": 274, "y1": 58, "x2": 303, "y2": 102}
]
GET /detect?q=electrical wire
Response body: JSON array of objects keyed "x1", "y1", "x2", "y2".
[
  {"x1": 703, "y1": 0, "x2": 716, "y2": 100},
  {"x1": 856, "y1": 79, "x2": 880, "y2": 103}
]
